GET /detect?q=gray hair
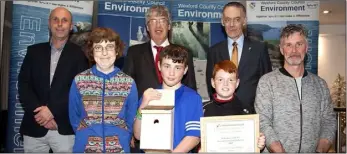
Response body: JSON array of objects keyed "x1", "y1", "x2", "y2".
[
  {"x1": 280, "y1": 24, "x2": 308, "y2": 44},
  {"x1": 145, "y1": 5, "x2": 171, "y2": 26}
]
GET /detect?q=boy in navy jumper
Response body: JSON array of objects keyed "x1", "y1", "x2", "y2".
[
  {"x1": 204, "y1": 60, "x2": 249, "y2": 116},
  {"x1": 133, "y1": 44, "x2": 203, "y2": 153},
  {"x1": 201, "y1": 60, "x2": 265, "y2": 152}
]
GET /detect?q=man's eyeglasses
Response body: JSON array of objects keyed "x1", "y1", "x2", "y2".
[{"x1": 147, "y1": 18, "x2": 168, "y2": 25}]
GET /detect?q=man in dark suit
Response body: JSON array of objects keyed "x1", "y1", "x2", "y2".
[
  {"x1": 122, "y1": 5, "x2": 196, "y2": 152},
  {"x1": 123, "y1": 5, "x2": 196, "y2": 99},
  {"x1": 206, "y1": 2, "x2": 272, "y2": 113},
  {"x1": 18, "y1": 7, "x2": 89, "y2": 152}
]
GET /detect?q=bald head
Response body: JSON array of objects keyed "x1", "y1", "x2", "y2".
[
  {"x1": 49, "y1": 7, "x2": 73, "y2": 41},
  {"x1": 49, "y1": 7, "x2": 73, "y2": 22}
]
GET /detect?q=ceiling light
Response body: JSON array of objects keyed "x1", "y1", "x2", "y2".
[{"x1": 323, "y1": 10, "x2": 331, "y2": 14}]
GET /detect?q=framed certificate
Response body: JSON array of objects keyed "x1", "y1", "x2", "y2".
[{"x1": 200, "y1": 114, "x2": 260, "y2": 152}]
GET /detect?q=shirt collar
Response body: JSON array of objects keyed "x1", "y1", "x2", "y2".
[
  {"x1": 151, "y1": 39, "x2": 170, "y2": 48},
  {"x1": 279, "y1": 67, "x2": 308, "y2": 78},
  {"x1": 50, "y1": 39, "x2": 67, "y2": 52},
  {"x1": 227, "y1": 34, "x2": 244, "y2": 48},
  {"x1": 213, "y1": 93, "x2": 234, "y2": 104}
]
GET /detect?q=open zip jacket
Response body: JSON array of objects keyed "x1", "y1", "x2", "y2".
[
  {"x1": 255, "y1": 68, "x2": 336, "y2": 153},
  {"x1": 69, "y1": 65, "x2": 138, "y2": 153}
]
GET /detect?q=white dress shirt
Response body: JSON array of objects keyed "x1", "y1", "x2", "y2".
[
  {"x1": 150, "y1": 39, "x2": 170, "y2": 60},
  {"x1": 227, "y1": 34, "x2": 244, "y2": 62}
]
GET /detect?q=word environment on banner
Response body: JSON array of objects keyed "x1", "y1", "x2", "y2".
[
  {"x1": 97, "y1": 0, "x2": 227, "y2": 101},
  {"x1": 246, "y1": 1, "x2": 320, "y2": 74}
]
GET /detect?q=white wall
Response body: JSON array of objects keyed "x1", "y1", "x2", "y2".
[{"x1": 318, "y1": 25, "x2": 346, "y2": 88}]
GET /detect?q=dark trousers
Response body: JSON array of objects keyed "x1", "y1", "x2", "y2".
[{"x1": 130, "y1": 139, "x2": 141, "y2": 153}]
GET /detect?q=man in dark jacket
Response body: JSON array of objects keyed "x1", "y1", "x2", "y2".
[{"x1": 18, "y1": 7, "x2": 89, "y2": 152}]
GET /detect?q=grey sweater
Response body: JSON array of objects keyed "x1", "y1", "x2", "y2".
[{"x1": 255, "y1": 68, "x2": 336, "y2": 153}]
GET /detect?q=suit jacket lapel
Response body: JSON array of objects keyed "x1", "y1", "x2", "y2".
[
  {"x1": 42, "y1": 43, "x2": 51, "y2": 90},
  {"x1": 220, "y1": 40, "x2": 230, "y2": 60},
  {"x1": 238, "y1": 38, "x2": 252, "y2": 76},
  {"x1": 143, "y1": 42, "x2": 160, "y2": 83},
  {"x1": 50, "y1": 42, "x2": 71, "y2": 87}
]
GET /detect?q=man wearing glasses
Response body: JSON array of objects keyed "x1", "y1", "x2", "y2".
[
  {"x1": 124, "y1": 5, "x2": 196, "y2": 99},
  {"x1": 123, "y1": 5, "x2": 197, "y2": 152},
  {"x1": 206, "y1": 2, "x2": 272, "y2": 114},
  {"x1": 18, "y1": 7, "x2": 89, "y2": 153}
]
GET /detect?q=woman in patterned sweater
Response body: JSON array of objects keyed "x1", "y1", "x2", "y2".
[{"x1": 68, "y1": 28, "x2": 138, "y2": 153}]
